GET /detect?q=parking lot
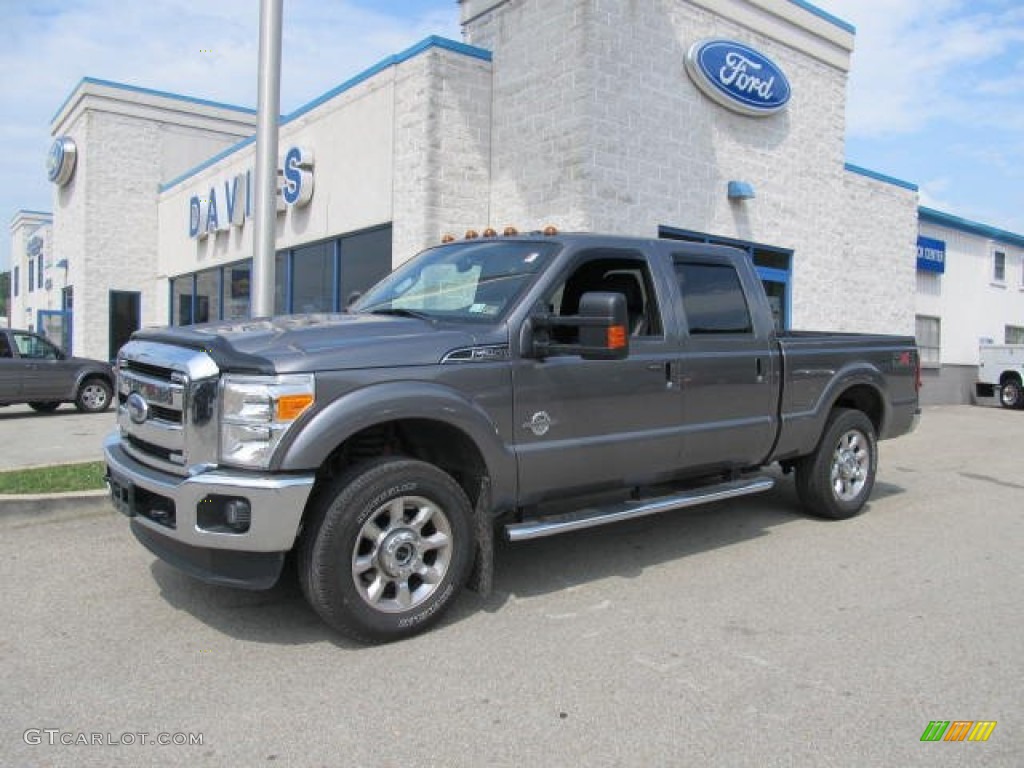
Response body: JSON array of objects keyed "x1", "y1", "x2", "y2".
[{"x1": 1, "y1": 404, "x2": 1021, "y2": 766}]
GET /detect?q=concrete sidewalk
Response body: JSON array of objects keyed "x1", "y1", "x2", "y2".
[
  {"x1": 0, "y1": 404, "x2": 116, "y2": 516},
  {"x1": 0, "y1": 403, "x2": 115, "y2": 470}
]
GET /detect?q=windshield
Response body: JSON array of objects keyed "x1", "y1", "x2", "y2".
[{"x1": 356, "y1": 240, "x2": 559, "y2": 322}]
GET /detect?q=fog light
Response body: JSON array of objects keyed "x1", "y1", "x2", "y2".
[
  {"x1": 196, "y1": 495, "x2": 252, "y2": 534},
  {"x1": 225, "y1": 499, "x2": 251, "y2": 530}
]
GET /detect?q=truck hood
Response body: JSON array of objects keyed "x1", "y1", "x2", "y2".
[{"x1": 130, "y1": 313, "x2": 488, "y2": 374}]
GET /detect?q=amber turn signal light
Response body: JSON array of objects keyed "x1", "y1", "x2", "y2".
[{"x1": 607, "y1": 325, "x2": 627, "y2": 350}]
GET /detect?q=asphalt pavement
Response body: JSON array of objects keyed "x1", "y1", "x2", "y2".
[{"x1": 1, "y1": 404, "x2": 1021, "y2": 767}]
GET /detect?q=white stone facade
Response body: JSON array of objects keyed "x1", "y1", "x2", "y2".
[
  {"x1": 8, "y1": 211, "x2": 56, "y2": 334},
  {"x1": 914, "y1": 210, "x2": 1024, "y2": 404},
  {"x1": 462, "y1": 0, "x2": 917, "y2": 334},
  {"x1": 48, "y1": 80, "x2": 257, "y2": 359}
]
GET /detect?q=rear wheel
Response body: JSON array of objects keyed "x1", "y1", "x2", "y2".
[
  {"x1": 75, "y1": 378, "x2": 112, "y2": 413},
  {"x1": 999, "y1": 376, "x2": 1023, "y2": 409},
  {"x1": 795, "y1": 408, "x2": 877, "y2": 520},
  {"x1": 299, "y1": 458, "x2": 473, "y2": 643},
  {"x1": 28, "y1": 402, "x2": 60, "y2": 413}
]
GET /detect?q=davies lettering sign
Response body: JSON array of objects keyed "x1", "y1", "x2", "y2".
[
  {"x1": 685, "y1": 39, "x2": 791, "y2": 117},
  {"x1": 188, "y1": 146, "x2": 314, "y2": 239}
]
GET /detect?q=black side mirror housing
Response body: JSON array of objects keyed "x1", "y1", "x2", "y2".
[{"x1": 526, "y1": 291, "x2": 629, "y2": 361}]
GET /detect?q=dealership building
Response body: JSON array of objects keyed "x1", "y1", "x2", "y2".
[{"x1": 7, "y1": 0, "x2": 1023, "y2": 404}]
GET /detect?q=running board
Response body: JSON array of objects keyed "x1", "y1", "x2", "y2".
[{"x1": 505, "y1": 476, "x2": 775, "y2": 542}]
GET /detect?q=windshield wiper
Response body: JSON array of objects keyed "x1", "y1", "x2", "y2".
[{"x1": 363, "y1": 307, "x2": 435, "y2": 322}]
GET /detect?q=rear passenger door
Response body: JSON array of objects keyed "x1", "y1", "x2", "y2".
[{"x1": 673, "y1": 255, "x2": 779, "y2": 471}]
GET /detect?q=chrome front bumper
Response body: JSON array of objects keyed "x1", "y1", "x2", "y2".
[{"x1": 104, "y1": 432, "x2": 315, "y2": 554}]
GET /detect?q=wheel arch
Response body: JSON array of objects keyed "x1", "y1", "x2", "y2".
[
  {"x1": 830, "y1": 382, "x2": 885, "y2": 437},
  {"x1": 277, "y1": 381, "x2": 517, "y2": 510},
  {"x1": 999, "y1": 370, "x2": 1022, "y2": 386}
]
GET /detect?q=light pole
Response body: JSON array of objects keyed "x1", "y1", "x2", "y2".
[{"x1": 251, "y1": 0, "x2": 283, "y2": 318}]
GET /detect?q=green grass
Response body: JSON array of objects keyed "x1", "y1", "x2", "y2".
[{"x1": 0, "y1": 461, "x2": 107, "y2": 495}]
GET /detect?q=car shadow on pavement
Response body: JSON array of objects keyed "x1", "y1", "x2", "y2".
[
  {"x1": 149, "y1": 558, "x2": 365, "y2": 650},
  {"x1": 146, "y1": 471, "x2": 906, "y2": 647}
]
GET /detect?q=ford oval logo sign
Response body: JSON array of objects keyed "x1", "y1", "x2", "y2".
[
  {"x1": 685, "y1": 39, "x2": 791, "y2": 117},
  {"x1": 126, "y1": 393, "x2": 150, "y2": 425}
]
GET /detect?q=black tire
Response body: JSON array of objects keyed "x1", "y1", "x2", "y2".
[
  {"x1": 795, "y1": 408, "x2": 877, "y2": 520},
  {"x1": 298, "y1": 458, "x2": 474, "y2": 643},
  {"x1": 75, "y1": 378, "x2": 112, "y2": 413},
  {"x1": 28, "y1": 402, "x2": 60, "y2": 413},
  {"x1": 999, "y1": 376, "x2": 1023, "y2": 409}
]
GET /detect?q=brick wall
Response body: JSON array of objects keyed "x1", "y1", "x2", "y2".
[{"x1": 464, "y1": 0, "x2": 918, "y2": 333}]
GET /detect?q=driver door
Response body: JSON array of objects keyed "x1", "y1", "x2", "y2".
[{"x1": 512, "y1": 248, "x2": 683, "y2": 502}]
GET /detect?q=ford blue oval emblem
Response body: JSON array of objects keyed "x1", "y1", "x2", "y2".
[{"x1": 685, "y1": 39, "x2": 791, "y2": 116}]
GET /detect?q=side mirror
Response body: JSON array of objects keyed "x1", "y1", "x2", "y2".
[{"x1": 526, "y1": 291, "x2": 629, "y2": 360}]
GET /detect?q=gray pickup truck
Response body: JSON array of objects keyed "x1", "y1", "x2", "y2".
[{"x1": 105, "y1": 233, "x2": 919, "y2": 641}]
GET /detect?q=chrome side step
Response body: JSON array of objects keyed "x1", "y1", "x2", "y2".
[{"x1": 505, "y1": 476, "x2": 775, "y2": 542}]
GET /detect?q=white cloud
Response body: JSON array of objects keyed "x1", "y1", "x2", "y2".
[{"x1": 816, "y1": 0, "x2": 1024, "y2": 137}]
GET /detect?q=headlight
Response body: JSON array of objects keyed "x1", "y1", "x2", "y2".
[{"x1": 220, "y1": 374, "x2": 315, "y2": 469}]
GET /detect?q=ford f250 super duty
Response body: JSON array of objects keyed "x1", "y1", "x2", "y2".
[{"x1": 104, "y1": 232, "x2": 920, "y2": 642}]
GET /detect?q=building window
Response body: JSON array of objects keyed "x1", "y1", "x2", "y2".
[
  {"x1": 291, "y1": 241, "x2": 334, "y2": 313},
  {"x1": 28, "y1": 260, "x2": 34, "y2": 292},
  {"x1": 993, "y1": 251, "x2": 1006, "y2": 282},
  {"x1": 916, "y1": 315, "x2": 941, "y2": 366},
  {"x1": 170, "y1": 225, "x2": 393, "y2": 324},
  {"x1": 339, "y1": 225, "x2": 392, "y2": 307},
  {"x1": 38, "y1": 255, "x2": 44, "y2": 290},
  {"x1": 1006, "y1": 325, "x2": 1024, "y2": 345},
  {"x1": 195, "y1": 268, "x2": 220, "y2": 324},
  {"x1": 172, "y1": 275, "x2": 196, "y2": 325},
  {"x1": 225, "y1": 262, "x2": 251, "y2": 320},
  {"x1": 13, "y1": 266, "x2": 19, "y2": 297}
]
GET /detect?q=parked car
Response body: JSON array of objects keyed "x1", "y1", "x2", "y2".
[{"x1": 0, "y1": 328, "x2": 114, "y2": 413}]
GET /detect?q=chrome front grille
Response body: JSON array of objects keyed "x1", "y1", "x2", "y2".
[{"x1": 116, "y1": 340, "x2": 220, "y2": 476}]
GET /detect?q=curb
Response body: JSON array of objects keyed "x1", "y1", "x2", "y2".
[{"x1": 0, "y1": 489, "x2": 112, "y2": 518}]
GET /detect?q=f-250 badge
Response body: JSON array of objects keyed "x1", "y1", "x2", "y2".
[{"x1": 524, "y1": 411, "x2": 555, "y2": 436}]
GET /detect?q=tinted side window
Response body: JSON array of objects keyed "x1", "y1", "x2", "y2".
[
  {"x1": 675, "y1": 262, "x2": 753, "y2": 334},
  {"x1": 0, "y1": 335, "x2": 11, "y2": 358},
  {"x1": 13, "y1": 332, "x2": 59, "y2": 359}
]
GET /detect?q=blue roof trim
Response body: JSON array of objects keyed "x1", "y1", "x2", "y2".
[
  {"x1": 786, "y1": 0, "x2": 856, "y2": 34},
  {"x1": 14, "y1": 209, "x2": 53, "y2": 218},
  {"x1": 844, "y1": 163, "x2": 918, "y2": 192},
  {"x1": 159, "y1": 36, "x2": 492, "y2": 193},
  {"x1": 52, "y1": 77, "x2": 256, "y2": 125},
  {"x1": 919, "y1": 206, "x2": 1024, "y2": 249}
]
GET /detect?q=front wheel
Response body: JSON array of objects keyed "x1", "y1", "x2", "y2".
[
  {"x1": 75, "y1": 378, "x2": 112, "y2": 413},
  {"x1": 999, "y1": 377, "x2": 1023, "y2": 409},
  {"x1": 795, "y1": 408, "x2": 877, "y2": 520},
  {"x1": 298, "y1": 458, "x2": 474, "y2": 643}
]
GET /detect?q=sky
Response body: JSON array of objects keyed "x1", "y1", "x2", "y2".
[{"x1": 2, "y1": 0, "x2": 1023, "y2": 271}]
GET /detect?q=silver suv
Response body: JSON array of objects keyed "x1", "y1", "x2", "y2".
[{"x1": 0, "y1": 328, "x2": 113, "y2": 413}]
